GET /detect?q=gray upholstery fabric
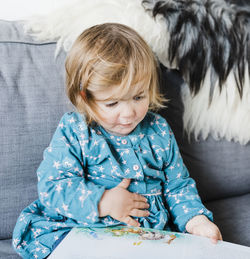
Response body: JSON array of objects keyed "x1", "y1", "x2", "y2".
[
  {"x1": 159, "y1": 66, "x2": 250, "y2": 202},
  {"x1": 158, "y1": 66, "x2": 250, "y2": 246},
  {"x1": 0, "y1": 240, "x2": 20, "y2": 259},
  {"x1": 206, "y1": 193, "x2": 250, "y2": 247},
  {"x1": 0, "y1": 20, "x2": 71, "y2": 257}
]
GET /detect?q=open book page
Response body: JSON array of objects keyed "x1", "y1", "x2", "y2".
[{"x1": 49, "y1": 226, "x2": 250, "y2": 259}]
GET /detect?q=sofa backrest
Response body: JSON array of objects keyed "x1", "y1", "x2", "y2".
[{"x1": 0, "y1": 20, "x2": 71, "y2": 239}]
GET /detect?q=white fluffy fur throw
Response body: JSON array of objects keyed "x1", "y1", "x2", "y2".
[
  {"x1": 23, "y1": 0, "x2": 169, "y2": 61},
  {"x1": 23, "y1": 0, "x2": 250, "y2": 145}
]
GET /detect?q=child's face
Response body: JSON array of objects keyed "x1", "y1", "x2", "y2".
[{"x1": 93, "y1": 85, "x2": 149, "y2": 136}]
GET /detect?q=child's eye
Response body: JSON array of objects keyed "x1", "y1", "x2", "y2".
[
  {"x1": 105, "y1": 101, "x2": 118, "y2": 107},
  {"x1": 134, "y1": 95, "x2": 145, "y2": 101}
]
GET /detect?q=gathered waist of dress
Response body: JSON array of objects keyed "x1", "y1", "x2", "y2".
[{"x1": 141, "y1": 192, "x2": 162, "y2": 196}]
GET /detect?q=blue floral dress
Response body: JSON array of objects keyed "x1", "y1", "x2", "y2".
[{"x1": 13, "y1": 111, "x2": 212, "y2": 258}]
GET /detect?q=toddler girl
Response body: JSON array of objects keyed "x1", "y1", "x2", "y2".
[{"x1": 13, "y1": 23, "x2": 222, "y2": 259}]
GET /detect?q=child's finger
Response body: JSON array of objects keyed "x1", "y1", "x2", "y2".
[
  {"x1": 210, "y1": 231, "x2": 222, "y2": 244},
  {"x1": 123, "y1": 216, "x2": 140, "y2": 227},
  {"x1": 129, "y1": 208, "x2": 150, "y2": 218},
  {"x1": 218, "y1": 231, "x2": 223, "y2": 241},
  {"x1": 210, "y1": 237, "x2": 218, "y2": 244},
  {"x1": 132, "y1": 192, "x2": 148, "y2": 203},
  {"x1": 210, "y1": 228, "x2": 223, "y2": 244},
  {"x1": 133, "y1": 201, "x2": 150, "y2": 209},
  {"x1": 117, "y1": 178, "x2": 131, "y2": 189}
]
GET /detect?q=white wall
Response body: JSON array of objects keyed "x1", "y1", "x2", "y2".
[{"x1": 0, "y1": 0, "x2": 72, "y2": 20}]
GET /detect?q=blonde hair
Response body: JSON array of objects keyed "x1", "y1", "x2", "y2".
[{"x1": 65, "y1": 23, "x2": 166, "y2": 124}]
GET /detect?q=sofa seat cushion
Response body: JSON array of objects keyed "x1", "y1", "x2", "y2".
[
  {"x1": 205, "y1": 193, "x2": 250, "y2": 247},
  {"x1": 0, "y1": 239, "x2": 20, "y2": 259}
]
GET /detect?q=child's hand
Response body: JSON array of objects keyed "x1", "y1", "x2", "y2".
[
  {"x1": 185, "y1": 215, "x2": 223, "y2": 244},
  {"x1": 98, "y1": 178, "x2": 150, "y2": 227}
]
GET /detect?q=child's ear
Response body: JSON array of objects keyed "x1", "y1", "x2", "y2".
[{"x1": 80, "y1": 91, "x2": 86, "y2": 101}]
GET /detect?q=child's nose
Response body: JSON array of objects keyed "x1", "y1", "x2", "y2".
[{"x1": 121, "y1": 103, "x2": 135, "y2": 118}]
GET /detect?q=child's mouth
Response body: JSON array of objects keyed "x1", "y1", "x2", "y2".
[{"x1": 120, "y1": 123, "x2": 133, "y2": 127}]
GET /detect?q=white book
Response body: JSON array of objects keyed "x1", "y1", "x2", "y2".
[{"x1": 49, "y1": 226, "x2": 250, "y2": 259}]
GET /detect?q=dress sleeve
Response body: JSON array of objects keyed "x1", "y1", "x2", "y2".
[
  {"x1": 37, "y1": 113, "x2": 105, "y2": 225},
  {"x1": 162, "y1": 123, "x2": 213, "y2": 232}
]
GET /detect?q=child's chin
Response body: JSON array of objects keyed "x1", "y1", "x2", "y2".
[{"x1": 111, "y1": 127, "x2": 135, "y2": 136}]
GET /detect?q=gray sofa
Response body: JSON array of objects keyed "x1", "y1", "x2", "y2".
[{"x1": 0, "y1": 19, "x2": 249, "y2": 259}]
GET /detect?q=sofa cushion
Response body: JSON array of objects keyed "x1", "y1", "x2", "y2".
[
  {"x1": 205, "y1": 193, "x2": 250, "y2": 246},
  {"x1": 0, "y1": 239, "x2": 20, "y2": 259},
  {"x1": 0, "y1": 20, "x2": 71, "y2": 240}
]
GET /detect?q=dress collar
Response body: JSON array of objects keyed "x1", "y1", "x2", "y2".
[{"x1": 96, "y1": 122, "x2": 143, "y2": 147}]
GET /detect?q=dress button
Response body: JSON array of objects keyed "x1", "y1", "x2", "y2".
[
  {"x1": 133, "y1": 164, "x2": 139, "y2": 171},
  {"x1": 121, "y1": 139, "x2": 127, "y2": 145}
]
